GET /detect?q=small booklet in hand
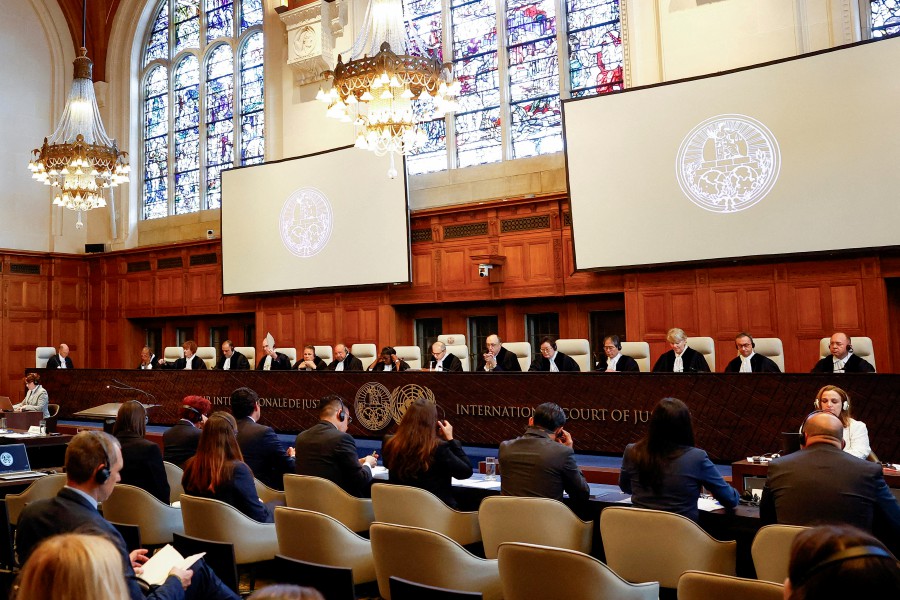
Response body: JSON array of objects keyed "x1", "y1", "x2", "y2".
[{"x1": 138, "y1": 544, "x2": 205, "y2": 587}]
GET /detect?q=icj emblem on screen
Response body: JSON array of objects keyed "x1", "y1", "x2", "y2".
[
  {"x1": 279, "y1": 187, "x2": 333, "y2": 257},
  {"x1": 675, "y1": 114, "x2": 781, "y2": 213}
]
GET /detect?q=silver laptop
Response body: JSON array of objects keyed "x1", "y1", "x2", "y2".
[{"x1": 0, "y1": 443, "x2": 46, "y2": 480}]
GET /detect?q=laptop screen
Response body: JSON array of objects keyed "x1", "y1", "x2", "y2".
[
  {"x1": 781, "y1": 432, "x2": 802, "y2": 456},
  {"x1": 0, "y1": 397, "x2": 13, "y2": 411},
  {"x1": 0, "y1": 444, "x2": 31, "y2": 474}
]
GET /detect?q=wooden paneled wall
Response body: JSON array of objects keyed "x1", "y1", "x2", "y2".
[{"x1": 1, "y1": 195, "x2": 897, "y2": 396}]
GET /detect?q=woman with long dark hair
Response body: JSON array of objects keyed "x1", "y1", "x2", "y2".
[
  {"x1": 381, "y1": 397, "x2": 472, "y2": 507},
  {"x1": 113, "y1": 400, "x2": 170, "y2": 503},
  {"x1": 619, "y1": 397, "x2": 738, "y2": 521},
  {"x1": 182, "y1": 412, "x2": 276, "y2": 522}
]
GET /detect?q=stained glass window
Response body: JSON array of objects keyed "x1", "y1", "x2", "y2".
[
  {"x1": 567, "y1": 0, "x2": 622, "y2": 98},
  {"x1": 871, "y1": 0, "x2": 900, "y2": 38},
  {"x1": 140, "y1": 1, "x2": 264, "y2": 219}
]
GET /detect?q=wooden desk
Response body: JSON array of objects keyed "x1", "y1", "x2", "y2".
[
  {"x1": 731, "y1": 459, "x2": 900, "y2": 493},
  {"x1": 0, "y1": 412, "x2": 43, "y2": 431},
  {"x1": 0, "y1": 432, "x2": 72, "y2": 470}
]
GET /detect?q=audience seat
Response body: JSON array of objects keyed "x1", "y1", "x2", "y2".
[
  {"x1": 351, "y1": 344, "x2": 378, "y2": 371},
  {"x1": 254, "y1": 478, "x2": 286, "y2": 505},
  {"x1": 753, "y1": 338, "x2": 785, "y2": 372},
  {"x1": 173, "y1": 532, "x2": 239, "y2": 594},
  {"x1": 276, "y1": 347, "x2": 297, "y2": 364},
  {"x1": 393, "y1": 345, "x2": 422, "y2": 370},
  {"x1": 819, "y1": 336, "x2": 875, "y2": 370},
  {"x1": 497, "y1": 542, "x2": 658, "y2": 600},
  {"x1": 163, "y1": 346, "x2": 184, "y2": 362},
  {"x1": 478, "y1": 496, "x2": 592, "y2": 559},
  {"x1": 163, "y1": 461, "x2": 184, "y2": 504},
  {"x1": 284, "y1": 474, "x2": 374, "y2": 534},
  {"x1": 677, "y1": 570, "x2": 784, "y2": 600},
  {"x1": 751, "y1": 524, "x2": 808, "y2": 584},
  {"x1": 501, "y1": 342, "x2": 531, "y2": 372},
  {"x1": 34, "y1": 347, "x2": 56, "y2": 369},
  {"x1": 272, "y1": 555, "x2": 356, "y2": 600},
  {"x1": 599, "y1": 506, "x2": 736, "y2": 589},
  {"x1": 314, "y1": 345, "x2": 333, "y2": 364},
  {"x1": 554, "y1": 339, "x2": 590, "y2": 372},
  {"x1": 180, "y1": 494, "x2": 278, "y2": 565},
  {"x1": 437, "y1": 334, "x2": 466, "y2": 347},
  {"x1": 390, "y1": 577, "x2": 483, "y2": 599},
  {"x1": 101, "y1": 483, "x2": 184, "y2": 547},
  {"x1": 371, "y1": 484, "x2": 481, "y2": 547},
  {"x1": 370, "y1": 522, "x2": 501, "y2": 600},
  {"x1": 5, "y1": 473, "x2": 67, "y2": 526},
  {"x1": 195, "y1": 346, "x2": 216, "y2": 369},
  {"x1": 620, "y1": 341, "x2": 651, "y2": 372},
  {"x1": 445, "y1": 344, "x2": 471, "y2": 372},
  {"x1": 687, "y1": 337, "x2": 716, "y2": 371},
  {"x1": 234, "y1": 346, "x2": 256, "y2": 368}
]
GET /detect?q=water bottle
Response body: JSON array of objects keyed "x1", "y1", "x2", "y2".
[{"x1": 39, "y1": 419, "x2": 46, "y2": 435}]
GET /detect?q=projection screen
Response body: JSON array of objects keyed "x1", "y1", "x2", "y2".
[
  {"x1": 221, "y1": 146, "x2": 410, "y2": 295},
  {"x1": 564, "y1": 37, "x2": 900, "y2": 270}
]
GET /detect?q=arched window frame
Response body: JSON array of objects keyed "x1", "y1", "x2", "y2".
[{"x1": 139, "y1": 0, "x2": 264, "y2": 220}]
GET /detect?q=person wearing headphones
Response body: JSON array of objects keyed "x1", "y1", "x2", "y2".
[
  {"x1": 759, "y1": 411, "x2": 900, "y2": 539},
  {"x1": 367, "y1": 346, "x2": 411, "y2": 372},
  {"x1": 15, "y1": 431, "x2": 239, "y2": 599},
  {"x1": 811, "y1": 385, "x2": 870, "y2": 460},
  {"x1": 596, "y1": 335, "x2": 640, "y2": 372},
  {"x1": 651, "y1": 328, "x2": 710, "y2": 373},
  {"x1": 811, "y1": 332, "x2": 875, "y2": 373},
  {"x1": 528, "y1": 337, "x2": 580, "y2": 372},
  {"x1": 294, "y1": 395, "x2": 378, "y2": 498},
  {"x1": 723, "y1": 332, "x2": 781, "y2": 373},
  {"x1": 163, "y1": 395, "x2": 212, "y2": 468},
  {"x1": 15, "y1": 373, "x2": 50, "y2": 418}
]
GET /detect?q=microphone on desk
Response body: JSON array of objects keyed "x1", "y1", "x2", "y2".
[{"x1": 107, "y1": 379, "x2": 157, "y2": 405}]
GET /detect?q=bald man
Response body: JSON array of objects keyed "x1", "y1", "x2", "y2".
[
  {"x1": 760, "y1": 411, "x2": 900, "y2": 540},
  {"x1": 45, "y1": 343, "x2": 73, "y2": 369},
  {"x1": 810, "y1": 332, "x2": 875, "y2": 373}
]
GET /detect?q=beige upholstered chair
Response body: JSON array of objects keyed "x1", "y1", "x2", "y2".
[
  {"x1": 445, "y1": 344, "x2": 471, "y2": 372},
  {"x1": 5, "y1": 473, "x2": 67, "y2": 526},
  {"x1": 620, "y1": 341, "x2": 651, "y2": 372},
  {"x1": 180, "y1": 494, "x2": 278, "y2": 565},
  {"x1": 163, "y1": 461, "x2": 184, "y2": 504},
  {"x1": 393, "y1": 345, "x2": 422, "y2": 370},
  {"x1": 371, "y1": 483, "x2": 481, "y2": 546},
  {"x1": 497, "y1": 542, "x2": 658, "y2": 600},
  {"x1": 478, "y1": 496, "x2": 592, "y2": 559},
  {"x1": 195, "y1": 346, "x2": 216, "y2": 369},
  {"x1": 351, "y1": 343, "x2": 378, "y2": 370},
  {"x1": 751, "y1": 524, "x2": 808, "y2": 584},
  {"x1": 370, "y1": 522, "x2": 501, "y2": 600},
  {"x1": 501, "y1": 342, "x2": 531, "y2": 371},
  {"x1": 599, "y1": 506, "x2": 736, "y2": 588},
  {"x1": 275, "y1": 507, "x2": 376, "y2": 584},
  {"x1": 234, "y1": 346, "x2": 256, "y2": 368},
  {"x1": 437, "y1": 334, "x2": 466, "y2": 347},
  {"x1": 163, "y1": 346, "x2": 185, "y2": 362},
  {"x1": 554, "y1": 339, "x2": 590, "y2": 372},
  {"x1": 102, "y1": 484, "x2": 184, "y2": 546},
  {"x1": 819, "y1": 336, "x2": 875, "y2": 370},
  {"x1": 754, "y1": 338, "x2": 785, "y2": 372},
  {"x1": 35, "y1": 347, "x2": 56, "y2": 369},
  {"x1": 255, "y1": 478, "x2": 286, "y2": 504},
  {"x1": 283, "y1": 474, "x2": 374, "y2": 533},
  {"x1": 687, "y1": 336, "x2": 716, "y2": 371},
  {"x1": 677, "y1": 570, "x2": 784, "y2": 600},
  {"x1": 313, "y1": 345, "x2": 333, "y2": 364},
  {"x1": 275, "y1": 347, "x2": 297, "y2": 364}
]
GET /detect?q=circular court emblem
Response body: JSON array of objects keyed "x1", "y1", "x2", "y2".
[
  {"x1": 390, "y1": 384, "x2": 436, "y2": 424},
  {"x1": 0, "y1": 452, "x2": 12, "y2": 467},
  {"x1": 279, "y1": 187, "x2": 333, "y2": 257},
  {"x1": 354, "y1": 382, "x2": 393, "y2": 431},
  {"x1": 676, "y1": 114, "x2": 781, "y2": 213}
]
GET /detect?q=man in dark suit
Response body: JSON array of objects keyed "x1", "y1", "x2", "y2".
[
  {"x1": 163, "y1": 395, "x2": 211, "y2": 468},
  {"x1": 137, "y1": 346, "x2": 156, "y2": 370},
  {"x1": 429, "y1": 341, "x2": 463, "y2": 372},
  {"x1": 528, "y1": 337, "x2": 580, "y2": 372},
  {"x1": 256, "y1": 334, "x2": 291, "y2": 371},
  {"x1": 811, "y1": 332, "x2": 875, "y2": 373},
  {"x1": 232, "y1": 387, "x2": 295, "y2": 490},
  {"x1": 498, "y1": 402, "x2": 590, "y2": 503},
  {"x1": 367, "y1": 346, "x2": 411, "y2": 371},
  {"x1": 595, "y1": 335, "x2": 641, "y2": 372},
  {"x1": 159, "y1": 340, "x2": 207, "y2": 370},
  {"x1": 327, "y1": 343, "x2": 364, "y2": 371},
  {"x1": 45, "y1": 343, "x2": 73, "y2": 369},
  {"x1": 216, "y1": 340, "x2": 250, "y2": 370},
  {"x1": 477, "y1": 334, "x2": 522, "y2": 372},
  {"x1": 652, "y1": 328, "x2": 710, "y2": 372},
  {"x1": 16, "y1": 431, "x2": 238, "y2": 600},
  {"x1": 294, "y1": 395, "x2": 378, "y2": 498},
  {"x1": 724, "y1": 332, "x2": 781, "y2": 373},
  {"x1": 760, "y1": 411, "x2": 900, "y2": 540},
  {"x1": 294, "y1": 345, "x2": 327, "y2": 371}
]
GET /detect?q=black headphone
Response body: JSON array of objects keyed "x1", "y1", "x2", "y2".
[
  {"x1": 91, "y1": 432, "x2": 111, "y2": 484},
  {"x1": 182, "y1": 404, "x2": 203, "y2": 421},
  {"x1": 337, "y1": 397, "x2": 346, "y2": 422},
  {"x1": 799, "y1": 409, "x2": 844, "y2": 446},
  {"x1": 793, "y1": 545, "x2": 896, "y2": 587},
  {"x1": 737, "y1": 333, "x2": 755, "y2": 349},
  {"x1": 605, "y1": 335, "x2": 622, "y2": 351}
]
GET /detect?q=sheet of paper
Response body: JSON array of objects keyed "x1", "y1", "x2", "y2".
[{"x1": 139, "y1": 544, "x2": 205, "y2": 586}]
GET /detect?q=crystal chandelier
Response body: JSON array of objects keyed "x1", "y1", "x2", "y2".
[
  {"x1": 317, "y1": 0, "x2": 459, "y2": 175},
  {"x1": 27, "y1": 1, "x2": 129, "y2": 229}
]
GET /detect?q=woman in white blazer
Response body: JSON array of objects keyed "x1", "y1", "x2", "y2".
[{"x1": 14, "y1": 373, "x2": 50, "y2": 418}]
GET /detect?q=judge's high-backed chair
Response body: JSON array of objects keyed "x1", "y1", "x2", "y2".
[
  {"x1": 234, "y1": 346, "x2": 256, "y2": 368},
  {"x1": 437, "y1": 334, "x2": 466, "y2": 347},
  {"x1": 164, "y1": 346, "x2": 185, "y2": 362},
  {"x1": 351, "y1": 344, "x2": 378, "y2": 371},
  {"x1": 554, "y1": 339, "x2": 590, "y2": 372},
  {"x1": 101, "y1": 483, "x2": 184, "y2": 547},
  {"x1": 35, "y1": 347, "x2": 56, "y2": 369},
  {"x1": 753, "y1": 338, "x2": 785, "y2": 372},
  {"x1": 478, "y1": 496, "x2": 592, "y2": 559},
  {"x1": 314, "y1": 345, "x2": 333, "y2": 364},
  {"x1": 163, "y1": 461, "x2": 184, "y2": 504},
  {"x1": 620, "y1": 341, "x2": 651, "y2": 372},
  {"x1": 687, "y1": 337, "x2": 716, "y2": 371},
  {"x1": 393, "y1": 346, "x2": 422, "y2": 370},
  {"x1": 283, "y1": 474, "x2": 375, "y2": 534},
  {"x1": 501, "y1": 342, "x2": 531, "y2": 372},
  {"x1": 677, "y1": 571, "x2": 784, "y2": 600},
  {"x1": 819, "y1": 336, "x2": 875, "y2": 370},
  {"x1": 276, "y1": 348, "x2": 297, "y2": 364},
  {"x1": 371, "y1": 484, "x2": 481, "y2": 547},
  {"x1": 751, "y1": 524, "x2": 808, "y2": 584},
  {"x1": 446, "y1": 345, "x2": 471, "y2": 372},
  {"x1": 195, "y1": 347, "x2": 216, "y2": 369}
]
